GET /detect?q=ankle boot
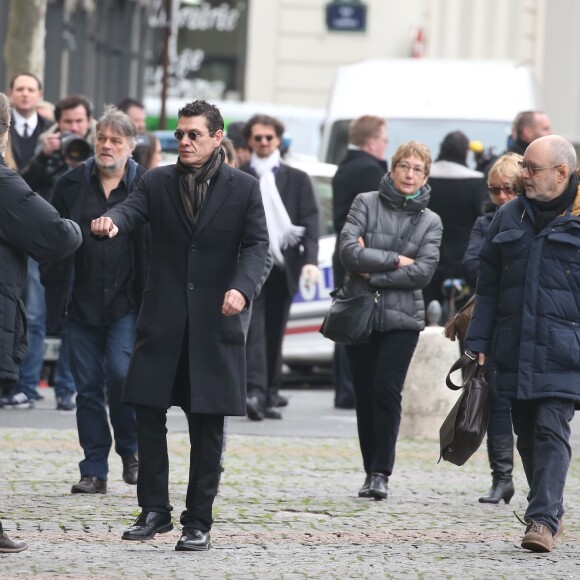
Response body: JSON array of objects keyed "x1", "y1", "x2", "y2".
[{"x1": 479, "y1": 434, "x2": 515, "y2": 504}]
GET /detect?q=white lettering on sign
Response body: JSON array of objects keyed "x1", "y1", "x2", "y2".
[{"x1": 149, "y1": 0, "x2": 241, "y2": 32}]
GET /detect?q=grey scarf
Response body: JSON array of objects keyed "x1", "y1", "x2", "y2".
[{"x1": 176, "y1": 147, "x2": 225, "y2": 227}]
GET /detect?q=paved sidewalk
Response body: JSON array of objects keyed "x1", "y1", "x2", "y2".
[{"x1": 1, "y1": 392, "x2": 579, "y2": 578}]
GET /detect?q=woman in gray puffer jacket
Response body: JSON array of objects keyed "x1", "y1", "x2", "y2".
[{"x1": 339, "y1": 141, "x2": 442, "y2": 500}]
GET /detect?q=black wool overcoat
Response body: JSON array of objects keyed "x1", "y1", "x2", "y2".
[{"x1": 105, "y1": 162, "x2": 269, "y2": 415}]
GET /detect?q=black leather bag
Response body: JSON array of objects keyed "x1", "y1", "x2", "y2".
[
  {"x1": 439, "y1": 352, "x2": 489, "y2": 466},
  {"x1": 319, "y1": 289, "x2": 376, "y2": 345}
]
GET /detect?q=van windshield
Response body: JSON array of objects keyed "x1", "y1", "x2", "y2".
[{"x1": 326, "y1": 119, "x2": 512, "y2": 166}]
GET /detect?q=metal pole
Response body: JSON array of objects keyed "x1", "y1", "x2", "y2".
[{"x1": 159, "y1": 0, "x2": 172, "y2": 129}]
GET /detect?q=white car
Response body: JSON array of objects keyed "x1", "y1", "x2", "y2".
[{"x1": 282, "y1": 159, "x2": 337, "y2": 372}]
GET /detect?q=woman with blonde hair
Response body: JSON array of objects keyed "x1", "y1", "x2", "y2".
[
  {"x1": 339, "y1": 141, "x2": 443, "y2": 500},
  {"x1": 463, "y1": 152, "x2": 522, "y2": 504}
]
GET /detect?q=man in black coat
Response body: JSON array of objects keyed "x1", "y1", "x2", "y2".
[
  {"x1": 0, "y1": 91, "x2": 82, "y2": 553},
  {"x1": 91, "y1": 100, "x2": 269, "y2": 551},
  {"x1": 241, "y1": 114, "x2": 320, "y2": 420},
  {"x1": 42, "y1": 107, "x2": 147, "y2": 495},
  {"x1": 0, "y1": 73, "x2": 53, "y2": 410},
  {"x1": 425, "y1": 131, "x2": 487, "y2": 321},
  {"x1": 331, "y1": 115, "x2": 387, "y2": 409},
  {"x1": 3, "y1": 94, "x2": 95, "y2": 410}
]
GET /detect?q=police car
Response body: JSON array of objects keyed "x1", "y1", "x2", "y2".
[{"x1": 281, "y1": 159, "x2": 337, "y2": 372}]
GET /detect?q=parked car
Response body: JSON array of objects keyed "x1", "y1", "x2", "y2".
[{"x1": 282, "y1": 159, "x2": 337, "y2": 373}]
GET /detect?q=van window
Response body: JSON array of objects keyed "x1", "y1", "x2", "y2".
[{"x1": 326, "y1": 119, "x2": 512, "y2": 166}]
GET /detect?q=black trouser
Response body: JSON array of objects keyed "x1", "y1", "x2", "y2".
[
  {"x1": 333, "y1": 344, "x2": 355, "y2": 407},
  {"x1": 245, "y1": 265, "x2": 293, "y2": 408},
  {"x1": 346, "y1": 329, "x2": 419, "y2": 476},
  {"x1": 134, "y1": 405, "x2": 224, "y2": 533},
  {"x1": 511, "y1": 397, "x2": 574, "y2": 535},
  {"x1": 486, "y1": 362, "x2": 513, "y2": 438}
]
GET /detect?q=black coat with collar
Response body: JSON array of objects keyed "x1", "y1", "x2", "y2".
[
  {"x1": 0, "y1": 154, "x2": 81, "y2": 383},
  {"x1": 241, "y1": 162, "x2": 319, "y2": 297},
  {"x1": 104, "y1": 162, "x2": 269, "y2": 414},
  {"x1": 332, "y1": 149, "x2": 387, "y2": 286},
  {"x1": 41, "y1": 157, "x2": 148, "y2": 333}
]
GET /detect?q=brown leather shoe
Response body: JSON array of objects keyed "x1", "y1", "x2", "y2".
[
  {"x1": 554, "y1": 516, "x2": 565, "y2": 541},
  {"x1": 521, "y1": 520, "x2": 554, "y2": 553},
  {"x1": 122, "y1": 454, "x2": 139, "y2": 485},
  {"x1": 71, "y1": 475, "x2": 107, "y2": 494},
  {"x1": 0, "y1": 532, "x2": 28, "y2": 553}
]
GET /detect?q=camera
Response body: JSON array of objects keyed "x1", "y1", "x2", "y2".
[{"x1": 60, "y1": 132, "x2": 92, "y2": 162}]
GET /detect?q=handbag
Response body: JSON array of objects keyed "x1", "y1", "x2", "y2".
[
  {"x1": 439, "y1": 351, "x2": 489, "y2": 466},
  {"x1": 319, "y1": 288, "x2": 376, "y2": 345},
  {"x1": 443, "y1": 294, "x2": 476, "y2": 342}
]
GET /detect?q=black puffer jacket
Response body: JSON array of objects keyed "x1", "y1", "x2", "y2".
[
  {"x1": 339, "y1": 176, "x2": 443, "y2": 332},
  {"x1": 0, "y1": 154, "x2": 81, "y2": 383}
]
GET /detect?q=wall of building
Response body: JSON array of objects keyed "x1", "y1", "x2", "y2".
[
  {"x1": 245, "y1": 0, "x2": 426, "y2": 106},
  {"x1": 244, "y1": 0, "x2": 580, "y2": 145}
]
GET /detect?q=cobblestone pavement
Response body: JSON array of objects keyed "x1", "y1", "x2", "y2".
[{"x1": 1, "y1": 392, "x2": 580, "y2": 578}]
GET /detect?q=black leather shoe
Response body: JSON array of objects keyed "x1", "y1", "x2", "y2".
[
  {"x1": 369, "y1": 472, "x2": 388, "y2": 500},
  {"x1": 71, "y1": 475, "x2": 107, "y2": 494},
  {"x1": 175, "y1": 528, "x2": 211, "y2": 551},
  {"x1": 270, "y1": 392, "x2": 288, "y2": 407},
  {"x1": 0, "y1": 532, "x2": 28, "y2": 553},
  {"x1": 122, "y1": 454, "x2": 139, "y2": 485},
  {"x1": 122, "y1": 511, "x2": 173, "y2": 541},
  {"x1": 358, "y1": 474, "x2": 371, "y2": 498},
  {"x1": 246, "y1": 396, "x2": 264, "y2": 421},
  {"x1": 264, "y1": 406, "x2": 282, "y2": 419}
]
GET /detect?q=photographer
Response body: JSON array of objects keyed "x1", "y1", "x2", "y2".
[
  {"x1": 20, "y1": 94, "x2": 95, "y2": 200},
  {"x1": 1, "y1": 95, "x2": 94, "y2": 410}
]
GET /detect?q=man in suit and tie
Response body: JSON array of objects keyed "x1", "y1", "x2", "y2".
[
  {"x1": 241, "y1": 114, "x2": 320, "y2": 420},
  {"x1": 91, "y1": 99, "x2": 269, "y2": 551},
  {"x1": 6, "y1": 72, "x2": 51, "y2": 172}
]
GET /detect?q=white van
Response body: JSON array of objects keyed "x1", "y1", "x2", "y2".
[
  {"x1": 320, "y1": 59, "x2": 538, "y2": 165},
  {"x1": 144, "y1": 96, "x2": 325, "y2": 158}
]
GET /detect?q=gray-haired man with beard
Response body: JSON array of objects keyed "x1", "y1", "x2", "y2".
[{"x1": 42, "y1": 107, "x2": 147, "y2": 495}]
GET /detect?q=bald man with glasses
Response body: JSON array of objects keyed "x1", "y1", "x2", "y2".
[{"x1": 466, "y1": 135, "x2": 580, "y2": 553}]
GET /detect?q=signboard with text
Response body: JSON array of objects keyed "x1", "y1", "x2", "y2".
[{"x1": 326, "y1": 2, "x2": 367, "y2": 32}]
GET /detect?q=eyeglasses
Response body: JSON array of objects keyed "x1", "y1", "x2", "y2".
[
  {"x1": 517, "y1": 161, "x2": 561, "y2": 176},
  {"x1": 396, "y1": 162, "x2": 425, "y2": 176},
  {"x1": 253, "y1": 134, "x2": 275, "y2": 143},
  {"x1": 487, "y1": 184, "x2": 515, "y2": 195},
  {"x1": 174, "y1": 130, "x2": 210, "y2": 141}
]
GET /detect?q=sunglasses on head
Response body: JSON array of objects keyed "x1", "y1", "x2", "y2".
[
  {"x1": 174, "y1": 130, "x2": 210, "y2": 141},
  {"x1": 253, "y1": 134, "x2": 275, "y2": 143}
]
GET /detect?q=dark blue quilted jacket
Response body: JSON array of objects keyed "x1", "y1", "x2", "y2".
[{"x1": 466, "y1": 174, "x2": 580, "y2": 401}]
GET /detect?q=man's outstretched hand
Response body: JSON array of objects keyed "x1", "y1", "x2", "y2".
[{"x1": 91, "y1": 217, "x2": 119, "y2": 238}]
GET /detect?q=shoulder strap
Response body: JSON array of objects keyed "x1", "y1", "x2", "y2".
[{"x1": 445, "y1": 351, "x2": 478, "y2": 390}]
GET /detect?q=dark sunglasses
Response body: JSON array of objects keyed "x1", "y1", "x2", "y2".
[
  {"x1": 253, "y1": 134, "x2": 275, "y2": 143},
  {"x1": 174, "y1": 130, "x2": 210, "y2": 141},
  {"x1": 487, "y1": 185, "x2": 514, "y2": 195}
]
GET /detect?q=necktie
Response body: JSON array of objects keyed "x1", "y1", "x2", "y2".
[{"x1": 22, "y1": 123, "x2": 29, "y2": 138}]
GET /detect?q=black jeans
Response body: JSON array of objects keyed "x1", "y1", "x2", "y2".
[
  {"x1": 511, "y1": 397, "x2": 575, "y2": 534},
  {"x1": 346, "y1": 329, "x2": 419, "y2": 476}
]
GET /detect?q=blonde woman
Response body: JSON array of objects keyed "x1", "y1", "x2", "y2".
[{"x1": 462, "y1": 153, "x2": 521, "y2": 504}]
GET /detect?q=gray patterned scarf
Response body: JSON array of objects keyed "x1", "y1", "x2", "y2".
[{"x1": 176, "y1": 147, "x2": 225, "y2": 227}]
